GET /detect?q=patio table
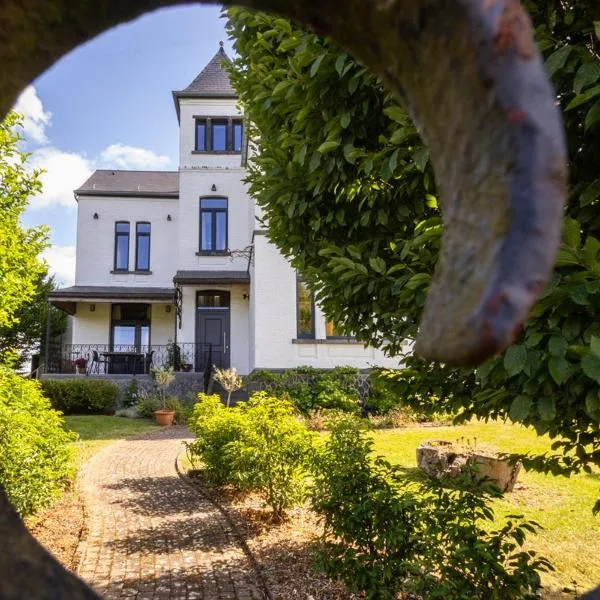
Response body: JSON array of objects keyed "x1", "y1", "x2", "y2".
[{"x1": 102, "y1": 351, "x2": 146, "y2": 375}]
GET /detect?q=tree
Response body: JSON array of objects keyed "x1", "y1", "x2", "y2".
[
  {"x1": 226, "y1": 5, "x2": 600, "y2": 478},
  {"x1": 0, "y1": 274, "x2": 67, "y2": 368},
  {"x1": 0, "y1": 112, "x2": 48, "y2": 334}
]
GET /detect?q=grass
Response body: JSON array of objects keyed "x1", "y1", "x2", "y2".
[
  {"x1": 63, "y1": 415, "x2": 160, "y2": 466},
  {"x1": 371, "y1": 421, "x2": 600, "y2": 598}
]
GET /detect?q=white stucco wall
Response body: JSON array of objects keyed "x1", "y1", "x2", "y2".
[
  {"x1": 75, "y1": 195, "x2": 178, "y2": 287},
  {"x1": 251, "y1": 233, "x2": 403, "y2": 371},
  {"x1": 151, "y1": 304, "x2": 176, "y2": 346},
  {"x1": 71, "y1": 303, "x2": 111, "y2": 345},
  {"x1": 177, "y1": 169, "x2": 252, "y2": 272}
]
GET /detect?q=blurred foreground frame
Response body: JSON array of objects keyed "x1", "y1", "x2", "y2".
[{"x1": 0, "y1": 0, "x2": 584, "y2": 598}]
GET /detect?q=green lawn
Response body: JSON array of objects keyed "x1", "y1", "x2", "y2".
[
  {"x1": 63, "y1": 415, "x2": 159, "y2": 467},
  {"x1": 371, "y1": 422, "x2": 600, "y2": 598}
]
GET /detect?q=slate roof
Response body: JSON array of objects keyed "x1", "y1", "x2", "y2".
[
  {"x1": 75, "y1": 170, "x2": 179, "y2": 198},
  {"x1": 175, "y1": 43, "x2": 236, "y2": 99},
  {"x1": 173, "y1": 271, "x2": 250, "y2": 285}
]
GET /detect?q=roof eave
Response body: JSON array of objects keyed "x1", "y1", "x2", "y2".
[{"x1": 74, "y1": 190, "x2": 179, "y2": 199}]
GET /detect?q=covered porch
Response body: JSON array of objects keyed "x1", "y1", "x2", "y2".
[{"x1": 46, "y1": 285, "x2": 213, "y2": 375}]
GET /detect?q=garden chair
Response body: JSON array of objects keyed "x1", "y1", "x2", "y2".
[
  {"x1": 87, "y1": 350, "x2": 108, "y2": 375},
  {"x1": 144, "y1": 350, "x2": 154, "y2": 374}
]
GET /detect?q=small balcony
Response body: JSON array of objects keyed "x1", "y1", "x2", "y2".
[{"x1": 45, "y1": 343, "x2": 214, "y2": 376}]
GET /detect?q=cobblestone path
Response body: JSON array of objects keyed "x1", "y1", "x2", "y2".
[{"x1": 76, "y1": 427, "x2": 267, "y2": 600}]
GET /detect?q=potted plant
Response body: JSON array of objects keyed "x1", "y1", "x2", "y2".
[
  {"x1": 151, "y1": 366, "x2": 176, "y2": 426},
  {"x1": 73, "y1": 356, "x2": 88, "y2": 375}
]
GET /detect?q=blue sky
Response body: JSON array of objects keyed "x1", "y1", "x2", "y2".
[{"x1": 15, "y1": 5, "x2": 232, "y2": 286}]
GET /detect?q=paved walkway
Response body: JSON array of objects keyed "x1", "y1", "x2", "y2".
[{"x1": 76, "y1": 427, "x2": 267, "y2": 600}]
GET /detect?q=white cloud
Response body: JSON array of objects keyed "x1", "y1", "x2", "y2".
[
  {"x1": 13, "y1": 86, "x2": 52, "y2": 144},
  {"x1": 99, "y1": 143, "x2": 171, "y2": 170},
  {"x1": 42, "y1": 245, "x2": 76, "y2": 287},
  {"x1": 27, "y1": 147, "x2": 93, "y2": 210}
]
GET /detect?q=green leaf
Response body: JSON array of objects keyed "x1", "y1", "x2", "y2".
[
  {"x1": 383, "y1": 106, "x2": 406, "y2": 124},
  {"x1": 369, "y1": 257, "x2": 386, "y2": 274},
  {"x1": 545, "y1": 45, "x2": 572, "y2": 77},
  {"x1": 425, "y1": 194, "x2": 437, "y2": 208},
  {"x1": 340, "y1": 112, "x2": 351, "y2": 129},
  {"x1": 504, "y1": 345, "x2": 527, "y2": 377},
  {"x1": 510, "y1": 395, "x2": 533, "y2": 422},
  {"x1": 582, "y1": 354, "x2": 600, "y2": 384},
  {"x1": 585, "y1": 390, "x2": 600, "y2": 420},
  {"x1": 317, "y1": 140, "x2": 340, "y2": 154},
  {"x1": 310, "y1": 54, "x2": 325, "y2": 78},
  {"x1": 413, "y1": 148, "x2": 429, "y2": 172},
  {"x1": 548, "y1": 335, "x2": 567, "y2": 356},
  {"x1": 562, "y1": 217, "x2": 581, "y2": 248},
  {"x1": 548, "y1": 356, "x2": 569, "y2": 385},
  {"x1": 579, "y1": 179, "x2": 600, "y2": 207},
  {"x1": 595, "y1": 21, "x2": 600, "y2": 41},
  {"x1": 538, "y1": 397, "x2": 556, "y2": 422},
  {"x1": 585, "y1": 100, "x2": 600, "y2": 131},
  {"x1": 591, "y1": 336, "x2": 600, "y2": 359},
  {"x1": 566, "y1": 85, "x2": 600, "y2": 111},
  {"x1": 574, "y1": 62, "x2": 600, "y2": 94}
]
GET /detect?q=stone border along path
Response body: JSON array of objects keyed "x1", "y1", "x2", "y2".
[{"x1": 75, "y1": 426, "x2": 270, "y2": 600}]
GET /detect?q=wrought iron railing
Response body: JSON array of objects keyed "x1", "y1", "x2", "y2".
[{"x1": 45, "y1": 343, "x2": 214, "y2": 375}]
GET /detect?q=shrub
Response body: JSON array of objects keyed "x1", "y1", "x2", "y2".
[
  {"x1": 311, "y1": 417, "x2": 552, "y2": 599},
  {"x1": 136, "y1": 393, "x2": 160, "y2": 419},
  {"x1": 163, "y1": 395, "x2": 189, "y2": 424},
  {"x1": 40, "y1": 378, "x2": 118, "y2": 415},
  {"x1": 226, "y1": 393, "x2": 315, "y2": 518},
  {"x1": 186, "y1": 393, "x2": 247, "y2": 484},
  {"x1": 247, "y1": 366, "x2": 361, "y2": 415},
  {"x1": 0, "y1": 366, "x2": 75, "y2": 517},
  {"x1": 122, "y1": 377, "x2": 140, "y2": 408},
  {"x1": 187, "y1": 392, "x2": 315, "y2": 517}
]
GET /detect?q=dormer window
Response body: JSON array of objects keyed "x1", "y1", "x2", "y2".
[{"x1": 194, "y1": 117, "x2": 243, "y2": 153}]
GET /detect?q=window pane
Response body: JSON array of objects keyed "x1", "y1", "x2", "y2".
[
  {"x1": 198, "y1": 293, "x2": 230, "y2": 308},
  {"x1": 215, "y1": 212, "x2": 227, "y2": 251},
  {"x1": 113, "y1": 325, "x2": 136, "y2": 346},
  {"x1": 115, "y1": 235, "x2": 129, "y2": 270},
  {"x1": 116, "y1": 222, "x2": 129, "y2": 233},
  {"x1": 201, "y1": 198, "x2": 227, "y2": 209},
  {"x1": 136, "y1": 235, "x2": 150, "y2": 270},
  {"x1": 137, "y1": 222, "x2": 150, "y2": 234},
  {"x1": 140, "y1": 325, "x2": 150, "y2": 352},
  {"x1": 233, "y1": 122, "x2": 243, "y2": 152},
  {"x1": 212, "y1": 122, "x2": 227, "y2": 151},
  {"x1": 297, "y1": 281, "x2": 314, "y2": 338},
  {"x1": 115, "y1": 303, "x2": 150, "y2": 321},
  {"x1": 201, "y1": 211, "x2": 213, "y2": 250},
  {"x1": 196, "y1": 121, "x2": 206, "y2": 150}
]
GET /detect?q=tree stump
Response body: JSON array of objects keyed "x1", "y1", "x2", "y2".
[{"x1": 416, "y1": 440, "x2": 521, "y2": 492}]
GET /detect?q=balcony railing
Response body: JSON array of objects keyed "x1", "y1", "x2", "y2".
[{"x1": 45, "y1": 343, "x2": 214, "y2": 375}]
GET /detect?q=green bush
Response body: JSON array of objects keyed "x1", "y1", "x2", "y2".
[
  {"x1": 188, "y1": 392, "x2": 314, "y2": 517},
  {"x1": 40, "y1": 378, "x2": 118, "y2": 415},
  {"x1": 136, "y1": 393, "x2": 160, "y2": 419},
  {"x1": 226, "y1": 393, "x2": 315, "y2": 518},
  {"x1": 247, "y1": 366, "x2": 361, "y2": 414},
  {"x1": 0, "y1": 366, "x2": 75, "y2": 517},
  {"x1": 186, "y1": 393, "x2": 247, "y2": 485},
  {"x1": 122, "y1": 377, "x2": 140, "y2": 408},
  {"x1": 311, "y1": 416, "x2": 552, "y2": 599}
]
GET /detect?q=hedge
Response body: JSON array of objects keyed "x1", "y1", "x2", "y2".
[{"x1": 41, "y1": 379, "x2": 118, "y2": 415}]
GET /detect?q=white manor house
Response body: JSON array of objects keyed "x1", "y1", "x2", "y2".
[{"x1": 48, "y1": 46, "x2": 400, "y2": 377}]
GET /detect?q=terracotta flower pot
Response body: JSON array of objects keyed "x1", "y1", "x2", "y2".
[{"x1": 154, "y1": 410, "x2": 176, "y2": 427}]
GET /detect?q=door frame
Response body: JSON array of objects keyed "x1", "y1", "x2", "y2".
[{"x1": 195, "y1": 290, "x2": 231, "y2": 370}]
